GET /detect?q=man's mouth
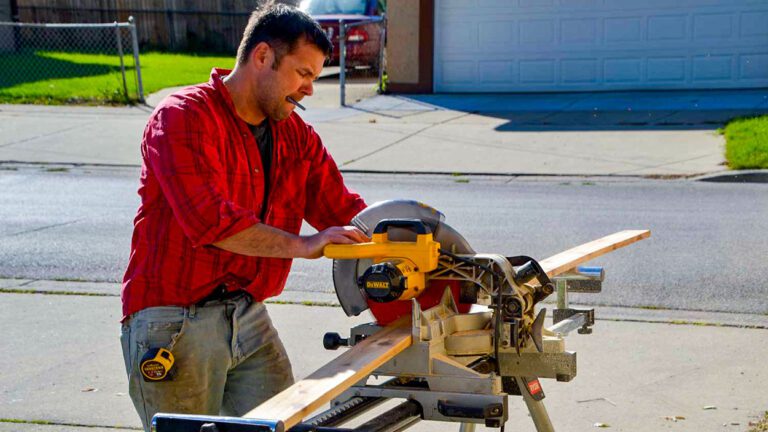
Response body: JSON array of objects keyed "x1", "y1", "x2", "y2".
[{"x1": 285, "y1": 96, "x2": 305, "y2": 111}]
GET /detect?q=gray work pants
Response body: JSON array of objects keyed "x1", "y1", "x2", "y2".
[{"x1": 120, "y1": 295, "x2": 294, "y2": 431}]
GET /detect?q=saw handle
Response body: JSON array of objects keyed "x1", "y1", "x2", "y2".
[{"x1": 373, "y1": 219, "x2": 431, "y2": 236}]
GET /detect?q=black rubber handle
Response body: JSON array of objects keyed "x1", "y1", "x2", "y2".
[
  {"x1": 372, "y1": 218, "x2": 431, "y2": 235},
  {"x1": 323, "y1": 332, "x2": 348, "y2": 350},
  {"x1": 437, "y1": 399, "x2": 504, "y2": 419}
]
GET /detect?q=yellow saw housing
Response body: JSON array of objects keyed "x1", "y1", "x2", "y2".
[{"x1": 324, "y1": 219, "x2": 441, "y2": 302}]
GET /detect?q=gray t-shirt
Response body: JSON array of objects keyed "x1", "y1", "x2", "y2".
[{"x1": 247, "y1": 120, "x2": 272, "y2": 218}]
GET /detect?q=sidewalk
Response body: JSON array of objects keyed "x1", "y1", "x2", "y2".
[
  {"x1": 2, "y1": 84, "x2": 766, "y2": 177},
  {"x1": 0, "y1": 280, "x2": 766, "y2": 432}
]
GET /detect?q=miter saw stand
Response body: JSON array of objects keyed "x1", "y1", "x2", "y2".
[
  {"x1": 319, "y1": 265, "x2": 603, "y2": 432},
  {"x1": 152, "y1": 267, "x2": 603, "y2": 432}
]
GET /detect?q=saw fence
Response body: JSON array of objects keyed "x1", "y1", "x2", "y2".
[{"x1": 152, "y1": 200, "x2": 650, "y2": 432}]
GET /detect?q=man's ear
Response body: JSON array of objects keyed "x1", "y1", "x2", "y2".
[{"x1": 250, "y1": 42, "x2": 272, "y2": 69}]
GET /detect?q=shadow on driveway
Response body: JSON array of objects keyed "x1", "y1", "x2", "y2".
[{"x1": 361, "y1": 88, "x2": 768, "y2": 131}]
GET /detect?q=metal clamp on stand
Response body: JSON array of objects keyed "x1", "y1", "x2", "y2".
[
  {"x1": 323, "y1": 323, "x2": 384, "y2": 350},
  {"x1": 152, "y1": 413, "x2": 283, "y2": 432},
  {"x1": 550, "y1": 266, "x2": 604, "y2": 335}
]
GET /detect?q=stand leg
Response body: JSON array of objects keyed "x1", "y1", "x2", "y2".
[{"x1": 515, "y1": 377, "x2": 554, "y2": 432}]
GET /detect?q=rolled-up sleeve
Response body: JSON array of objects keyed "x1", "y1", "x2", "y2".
[
  {"x1": 302, "y1": 125, "x2": 367, "y2": 230},
  {"x1": 144, "y1": 103, "x2": 260, "y2": 247}
]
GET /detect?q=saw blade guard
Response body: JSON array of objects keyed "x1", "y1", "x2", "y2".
[{"x1": 331, "y1": 200, "x2": 475, "y2": 321}]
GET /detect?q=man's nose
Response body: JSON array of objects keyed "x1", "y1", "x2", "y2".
[{"x1": 300, "y1": 80, "x2": 314, "y2": 97}]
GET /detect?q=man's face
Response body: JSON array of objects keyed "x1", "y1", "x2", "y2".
[{"x1": 255, "y1": 39, "x2": 325, "y2": 121}]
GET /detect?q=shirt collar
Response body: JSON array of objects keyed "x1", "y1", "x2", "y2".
[{"x1": 209, "y1": 67, "x2": 238, "y2": 115}]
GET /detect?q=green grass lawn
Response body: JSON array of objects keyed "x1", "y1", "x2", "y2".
[
  {"x1": 0, "y1": 51, "x2": 235, "y2": 104},
  {"x1": 749, "y1": 411, "x2": 768, "y2": 432},
  {"x1": 723, "y1": 115, "x2": 768, "y2": 170}
]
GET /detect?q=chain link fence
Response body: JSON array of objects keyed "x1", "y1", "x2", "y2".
[{"x1": 0, "y1": 18, "x2": 144, "y2": 104}]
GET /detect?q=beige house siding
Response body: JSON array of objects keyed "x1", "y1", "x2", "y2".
[
  {"x1": 387, "y1": 0, "x2": 419, "y2": 84},
  {"x1": 387, "y1": 0, "x2": 433, "y2": 93}
]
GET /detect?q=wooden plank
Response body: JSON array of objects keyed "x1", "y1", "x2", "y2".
[
  {"x1": 246, "y1": 230, "x2": 649, "y2": 429},
  {"x1": 243, "y1": 318, "x2": 413, "y2": 431},
  {"x1": 539, "y1": 230, "x2": 650, "y2": 278}
]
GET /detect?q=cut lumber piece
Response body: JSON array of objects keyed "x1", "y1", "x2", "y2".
[
  {"x1": 243, "y1": 318, "x2": 412, "y2": 431},
  {"x1": 539, "y1": 230, "x2": 650, "y2": 278}
]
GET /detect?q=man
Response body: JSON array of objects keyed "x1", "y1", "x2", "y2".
[{"x1": 120, "y1": 4, "x2": 368, "y2": 430}]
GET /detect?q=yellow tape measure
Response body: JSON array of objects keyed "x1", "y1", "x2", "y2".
[{"x1": 140, "y1": 348, "x2": 176, "y2": 381}]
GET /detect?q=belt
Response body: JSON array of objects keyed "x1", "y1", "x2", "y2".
[{"x1": 196, "y1": 284, "x2": 250, "y2": 306}]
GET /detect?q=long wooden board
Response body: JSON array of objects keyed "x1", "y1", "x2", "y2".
[
  {"x1": 243, "y1": 318, "x2": 412, "y2": 431},
  {"x1": 246, "y1": 230, "x2": 650, "y2": 430},
  {"x1": 539, "y1": 230, "x2": 650, "y2": 277}
]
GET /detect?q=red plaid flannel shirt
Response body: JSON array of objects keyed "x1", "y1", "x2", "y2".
[{"x1": 121, "y1": 68, "x2": 366, "y2": 320}]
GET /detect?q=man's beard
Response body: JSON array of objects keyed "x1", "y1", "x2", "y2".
[{"x1": 257, "y1": 89, "x2": 291, "y2": 121}]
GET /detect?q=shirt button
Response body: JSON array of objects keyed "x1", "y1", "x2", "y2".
[{"x1": 254, "y1": 169, "x2": 260, "y2": 173}]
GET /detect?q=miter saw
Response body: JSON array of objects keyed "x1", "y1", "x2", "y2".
[
  {"x1": 326, "y1": 200, "x2": 556, "y2": 354},
  {"x1": 153, "y1": 200, "x2": 639, "y2": 432}
]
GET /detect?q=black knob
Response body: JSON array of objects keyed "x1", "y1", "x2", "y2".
[
  {"x1": 323, "y1": 332, "x2": 348, "y2": 350},
  {"x1": 513, "y1": 260, "x2": 542, "y2": 286}
]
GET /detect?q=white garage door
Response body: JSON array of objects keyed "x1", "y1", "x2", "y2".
[{"x1": 434, "y1": 0, "x2": 768, "y2": 92}]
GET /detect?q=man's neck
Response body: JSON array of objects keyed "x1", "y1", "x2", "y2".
[{"x1": 223, "y1": 68, "x2": 266, "y2": 125}]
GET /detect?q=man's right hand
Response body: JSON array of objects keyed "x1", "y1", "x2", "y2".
[
  {"x1": 213, "y1": 223, "x2": 369, "y2": 259},
  {"x1": 299, "y1": 226, "x2": 370, "y2": 259}
]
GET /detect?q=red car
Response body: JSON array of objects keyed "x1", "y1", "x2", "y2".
[{"x1": 301, "y1": 0, "x2": 385, "y2": 69}]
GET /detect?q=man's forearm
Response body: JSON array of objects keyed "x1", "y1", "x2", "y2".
[{"x1": 212, "y1": 223, "x2": 305, "y2": 258}]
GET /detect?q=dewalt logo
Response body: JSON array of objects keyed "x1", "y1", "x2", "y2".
[{"x1": 366, "y1": 281, "x2": 390, "y2": 289}]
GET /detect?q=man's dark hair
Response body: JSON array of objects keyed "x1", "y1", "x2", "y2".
[{"x1": 236, "y1": 2, "x2": 332, "y2": 68}]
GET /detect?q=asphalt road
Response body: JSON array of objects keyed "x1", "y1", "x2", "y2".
[{"x1": 0, "y1": 165, "x2": 766, "y2": 314}]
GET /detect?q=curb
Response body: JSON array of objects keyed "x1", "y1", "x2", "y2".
[
  {"x1": 0, "y1": 162, "x2": 691, "y2": 181},
  {"x1": 692, "y1": 169, "x2": 768, "y2": 184},
  {"x1": 2, "y1": 278, "x2": 767, "y2": 328}
]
